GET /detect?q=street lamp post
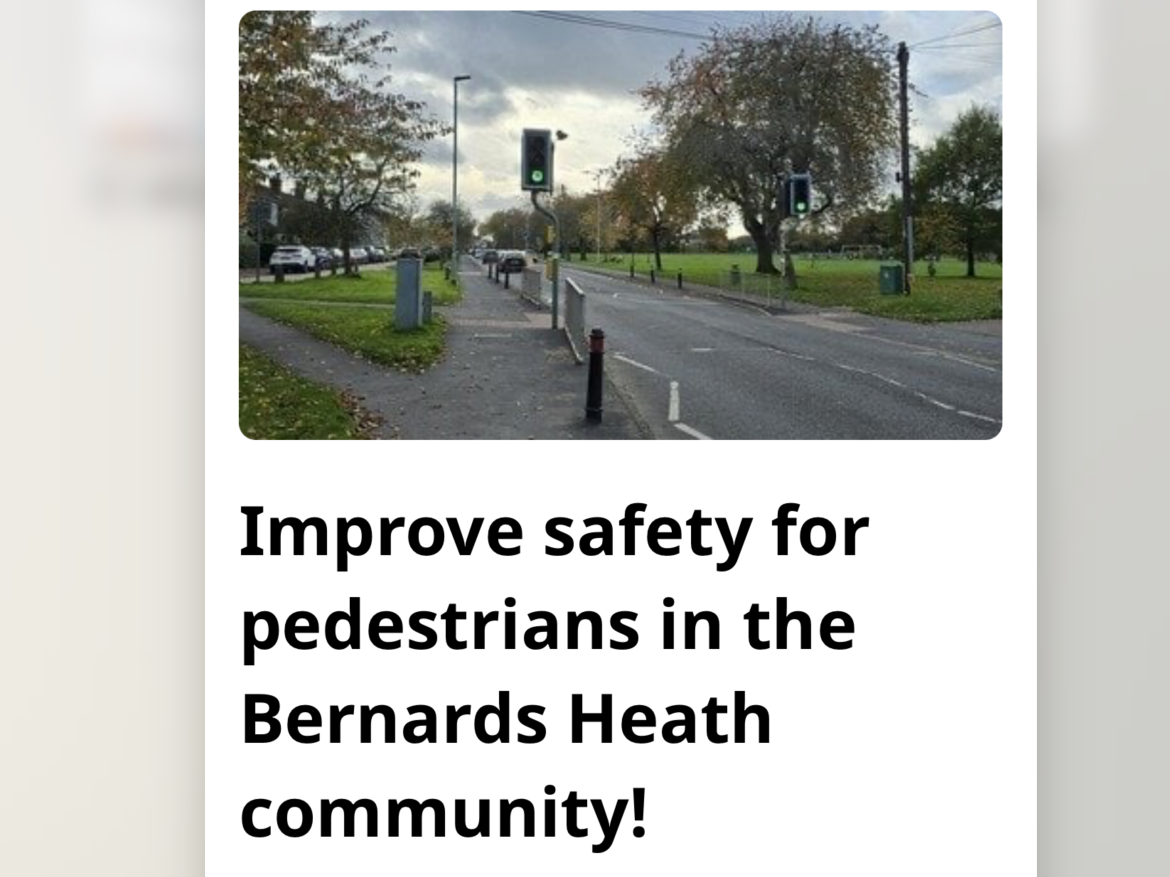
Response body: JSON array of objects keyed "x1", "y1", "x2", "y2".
[
  {"x1": 589, "y1": 168, "x2": 606, "y2": 263},
  {"x1": 452, "y1": 74, "x2": 471, "y2": 274}
]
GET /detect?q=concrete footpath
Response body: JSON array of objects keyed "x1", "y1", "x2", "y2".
[{"x1": 239, "y1": 258, "x2": 643, "y2": 439}]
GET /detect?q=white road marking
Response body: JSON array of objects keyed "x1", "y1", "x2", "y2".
[
  {"x1": 613, "y1": 353, "x2": 660, "y2": 374},
  {"x1": 674, "y1": 422, "x2": 713, "y2": 440},
  {"x1": 910, "y1": 347, "x2": 1001, "y2": 373},
  {"x1": 832, "y1": 362, "x2": 999, "y2": 423},
  {"x1": 574, "y1": 268, "x2": 1000, "y2": 429},
  {"x1": 776, "y1": 349, "x2": 816, "y2": 362}
]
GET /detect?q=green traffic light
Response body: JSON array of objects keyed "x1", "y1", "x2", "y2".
[
  {"x1": 531, "y1": 170, "x2": 544, "y2": 183},
  {"x1": 796, "y1": 202, "x2": 807, "y2": 212}
]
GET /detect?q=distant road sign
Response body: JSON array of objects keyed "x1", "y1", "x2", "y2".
[{"x1": 249, "y1": 198, "x2": 278, "y2": 228}]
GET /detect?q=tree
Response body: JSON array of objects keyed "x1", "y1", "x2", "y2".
[
  {"x1": 381, "y1": 196, "x2": 423, "y2": 248},
  {"x1": 913, "y1": 202, "x2": 963, "y2": 262},
  {"x1": 551, "y1": 191, "x2": 595, "y2": 261},
  {"x1": 481, "y1": 208, "x2": 532, "y2": 250},
  {"x1": 694, "y1": 219, "x2": 730, "y2": 253},
  {"x1": 239, "y1": 12, "x2": 315, "y2": 214},
  {"x1": 239, "y1": 14, "x2": 405, "y2": 220},
  {"x1": 242, "y1": 16, "x2": 447, "y2": 272},
  {"x1": 608, "y1": 146, "x2": 698, "y2": 270},
  {"x1": 838, "y1": 206, "x2": 894, "y2": 251},
  {"x1": 641, "y1": 14, "x2": 898, "y2": 274},
  {"x1": 915, "y1": 104, "x2": 1002, "y2": 277},
  {"x1": 581, "y1": 191, "x2": 619, "y2": 258},
  {"x1": 424, "y1": 200, "x2": 477, "y2": 256}
]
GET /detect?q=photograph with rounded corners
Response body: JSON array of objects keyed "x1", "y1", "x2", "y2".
[{"x1": 238, "y1": 10, "x2": 1003, "y2": 440}]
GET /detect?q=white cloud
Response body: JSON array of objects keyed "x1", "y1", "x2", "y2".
[{"x1": 317, "y1": 11, "x2": 1002, "y2": 226}]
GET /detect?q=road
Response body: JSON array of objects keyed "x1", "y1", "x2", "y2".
[{"x1": 559, "y1": 265, "x2": 1002, "y2": 440}]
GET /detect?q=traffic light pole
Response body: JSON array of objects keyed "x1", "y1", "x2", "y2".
[{"x1": 531, "y1": 190, "x2": 561, "y2": 330}]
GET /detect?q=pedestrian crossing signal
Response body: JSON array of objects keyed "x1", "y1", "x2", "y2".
[
  {"x1": 786, "y1": 173, "x2": 812, "y2": 218},
  {"x1": 522, "y1": 129, "x2": 553, "y2": 192}
]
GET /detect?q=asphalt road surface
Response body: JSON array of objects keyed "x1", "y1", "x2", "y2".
[{"x1": 560, "y1": 265, "x2": 1002, "y2": 440}]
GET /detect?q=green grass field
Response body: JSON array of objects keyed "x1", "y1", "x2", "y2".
[
  {"x1": 239, "y1": 262, "x2": 460, "y2": 306},
  {"x1": 244, "y1": 302, "x2": 447, "y2": 371},
  {"x1": 240, "y1": 262, "x2": 456, "y2": 371},
  {"x1": 239, "y1": 343, "x2": 373, "y2": 439},
  {"x1": 574, "y1": 253, "x2": 1002, "y2": 322}
]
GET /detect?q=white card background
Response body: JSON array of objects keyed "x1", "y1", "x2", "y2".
[{"x1": 209, "y1": 4, "x2": 1035, "y2": 874}]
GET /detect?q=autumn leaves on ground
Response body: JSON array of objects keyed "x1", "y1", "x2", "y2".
[{"x1": 239, "y1": 266, "x2": 457, "y2": 439}]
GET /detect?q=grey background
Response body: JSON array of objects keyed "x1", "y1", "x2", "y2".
[
  {"x1": 1038, "y1": 0, "x2": 1170, "y2": 871},
  {"x1": 1, "y1": 2, "x2": 1168, "y2": 874}
]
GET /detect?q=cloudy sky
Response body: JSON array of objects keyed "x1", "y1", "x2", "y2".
[{"x1": 315, "y1": 10, "x2": 1002, "y2": 228}]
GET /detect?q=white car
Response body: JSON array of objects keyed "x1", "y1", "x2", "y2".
[
  {"x1": 268, "y1": 245, "x2": 315, "y2": 274},
  {"x1": 350, "y1": 247, "x2": 369, "y2": 264}
]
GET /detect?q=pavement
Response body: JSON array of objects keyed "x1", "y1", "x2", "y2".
[
  {"x1": 559, "y1": 264, "x2": 1003, "y2": 440},
  {"x1": 239, "y1": 258, "x2": 642, "y2": 439}
]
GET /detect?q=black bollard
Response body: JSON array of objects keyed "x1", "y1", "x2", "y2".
[
  {"x1": 504, "y1": 268, "x2": 510, "y2": 289},
  {"x1": 585, "y1": 328, "x2": 605, "y2": 422},
  {"x1": 650, "y1": 269, "x2": 656, "y2": 285},
  {"x1": 677, "y1": 270, "x2": 683, "y2": 289},
  {"x1": 630, "y1": 264, "x2": 635, "y2": 280}
]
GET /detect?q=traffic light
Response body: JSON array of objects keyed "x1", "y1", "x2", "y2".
[
  {"x1": 787, "y1": 173, "x2": 812, "y2": 218},
  {"x1": 521, "y1": 129, "x2": 553, "y2": 191}
]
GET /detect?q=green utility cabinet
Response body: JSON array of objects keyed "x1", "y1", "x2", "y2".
[{"x1": 879, "y1": 263, "x2": 904, "y2": 295}]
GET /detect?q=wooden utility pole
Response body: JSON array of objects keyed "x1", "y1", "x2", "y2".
[{"x1": 897, "y1": 41, "x2": 914, "y2": 294}]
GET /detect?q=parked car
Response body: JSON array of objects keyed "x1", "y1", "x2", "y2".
[
  {"x1": 350, "y1": 247, "x2": 369, "y2": 264},
  {"x1": 423, "y1": 246, "x2": 442, "y2": 263},
  {"x1": 498, "y1": 250, "x2": 527, "y2": 274},
  {"x1": 268, "y1": 245, "x2": 315, "y2": 274},
  {"x1": 331, "y1": 247, "x2": 344, "y2": 262},
  {"x1": 311, "y1": 247, "x2": 334, "y2": 269},
  {"x1": 481, "y1": 249, "x2": 500, "y2": 264},
  {"x1": 367, "y1": 246, "x2": 387, "y2": 263}
]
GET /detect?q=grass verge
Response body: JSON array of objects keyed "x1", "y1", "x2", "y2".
[
  {"x1": 573, "y1": 253, "x2": 1001, "y2": 323},
  {"x1": 243, "y1": 301, "x2": 447, "y2": 371},
  {"x1": 239, "y1": 262, "x2": 461, "y2": 306},
  {"x1": 239, "y1": 343, "x2": 379, "y2": 439},
  {"x1": 789, "y1": 269, "x2": 1001, "y2": 322}
]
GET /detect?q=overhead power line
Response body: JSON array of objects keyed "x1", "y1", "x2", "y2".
[
  {"x1": 628, "y1": 10, "x2": 763, "y2": 29},
  {"x1": 627, "y1": 11, "x2": 722, "y2": 28},
  {"x1": 916, "y1": 42, "x2": 1003, "y2": 51},
  {"x1": 513, "y1": 11, "x2": 710, "y2": 41},
  {"x1": 910, "y1": 19, "x2": 1002, "y2": 48}
]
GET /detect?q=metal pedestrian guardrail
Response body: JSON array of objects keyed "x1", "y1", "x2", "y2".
[{"x1": 563, "y1": 278, "x2": 586, "y2": 365}]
